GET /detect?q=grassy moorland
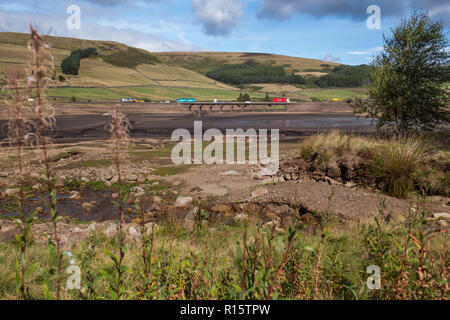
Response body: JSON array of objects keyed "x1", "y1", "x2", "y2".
[{"x1": 154, "y1": 51, "x2": 340, "y2": 75}]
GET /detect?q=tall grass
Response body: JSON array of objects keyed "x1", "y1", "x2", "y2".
[
  {"x1": 27, "y1": 26, "x2": 63, "y2": 299},
  {"x1": 298, "y1": 131, "x2": 439, "y2": 198},
  {"x1": 298, "y1": 130, "x2": 378, "y2": 169},
  {"x1": 371, "y1": 137, "x2": 429, "y2": 198},
  {"x1": 2, "y1": 68, "x2": 35, "y2": 298},
  {"x1": 103, "y1": 106, "x2": 131, "y2": 299},
  {"x1": 0, "y1": 199, "x2": 447, "y2": 299}
]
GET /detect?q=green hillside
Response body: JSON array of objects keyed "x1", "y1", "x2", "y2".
[{"x1": 0, "y1": 32, "x2": 239, "y2": 101}]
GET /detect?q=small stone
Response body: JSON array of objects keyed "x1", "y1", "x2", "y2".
[
  {"x1": 284, "y1": 173, "x2": 292, "y2": 181},
  {"x1": 126, "y1": 226, "x2": 141, "y2": 243},
  {"x1": 144, "y1": 222, "x2": 159, "y2": 235},
  {"x1": 4, "y1": 188, "x2": 19, "y2": 196},
  {"x1": 259, "y1": 161, "x2": 280, "y2": 176},
  {"x1": 183, "y1": 207, "x2": 198, "y2": 230},
  {"x1": 345, "y1": 182, "x2": 356, "y2": 188},
  {"x1": 152, "y1": 195, "x2": 162, "y2": 203},
  {"x1": 174, "y1": 196, "x2": 193, "y2": 207},
  {"x1": 433, "y1": 212, "x2": 450, "y2": 220},
  {"x1": 263, "y1": 220, "x2": 280, "y2": 230},
  {"x1": 104, "y1": 224, "x2": 117, "y2": 238},
  {"x1": 251, "y1": 187, "x2": 268, "y2": 198}
]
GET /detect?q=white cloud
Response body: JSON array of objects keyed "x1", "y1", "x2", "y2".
[
  {"x1": 192, "y1": 0, "x2": 244, "y2": 36},
  {"x1": 347, "y1": 46, "x2": 383, "y2": 55},
  {"x1": 322, "y1": 52, "x2": 341, "y2": 62}
]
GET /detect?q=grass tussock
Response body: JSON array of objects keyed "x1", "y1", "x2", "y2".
[
  {"x1": 298, "y1": 130, "x2": 447, "y2": 198},
  {"x1": 298, "y1": 130, "x2": 379, "y2": 169},
  {"x1": 371, "y1": 137, "x2": 429, "y2": 198}
]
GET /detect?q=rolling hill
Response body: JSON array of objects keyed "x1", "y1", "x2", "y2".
[
  {"x1": 154, "y1": 51, "x2": 340, "y2": 77},
  {"x1": 0, "y1": 32, "x2": 242, "y2": 101},
  {"x1": 0, "y1": 32, "x2": 362, "y2": 102}
]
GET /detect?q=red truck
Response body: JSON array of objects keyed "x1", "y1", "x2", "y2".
[{"x1": 272, "y1": 98, "x2": 287, "y2": 102}]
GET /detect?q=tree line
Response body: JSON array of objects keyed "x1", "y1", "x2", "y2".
[
  {"x1": 206, "y1": 60, "x2": 306, "y2": 85},
  {"x1": 314, "y1": 64, "x2": 371, "y2": 88}
]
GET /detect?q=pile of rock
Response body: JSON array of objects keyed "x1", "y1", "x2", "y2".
[{"x1": 252, "y1": 156, "x2": 373, "y2": 188}]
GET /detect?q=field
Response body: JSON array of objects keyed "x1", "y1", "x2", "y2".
[
  {"x1": 299, "y1": 88, "x2": 367, "y2": 101},
  {"x1": 46, "y1": 86, "x2": 266, "y2": 102}
]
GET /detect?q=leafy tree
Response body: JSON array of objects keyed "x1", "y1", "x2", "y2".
[
  {"x1": 237, "y1": 92, "x2": 250, "y2": 102},
  {"x1": 61, "y1": 55, "x2": 80, "y2": 75},
  {"x1": 264, "y1": 92, "x2": 271, "y2": 102},
  {"x1": 61, "y1": 47, "x2": 98, "y2": 75},
  {"x1": 353, "y1": 11, "x2": 450, "y2": 134}
]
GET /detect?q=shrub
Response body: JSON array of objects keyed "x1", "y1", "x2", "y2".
[
  {"x1": 102, "y1": 47, "x2": 159, "y2": 68},
  {"x1": 71, "y1": 96, "x2": 76, "y2": 102}
]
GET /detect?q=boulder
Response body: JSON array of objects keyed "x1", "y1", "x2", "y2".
[{"x1": 326, "y1": 163, "x2": 340, "y2": 179}]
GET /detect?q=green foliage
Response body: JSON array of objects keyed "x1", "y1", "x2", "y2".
[
  {"x1": 237, "y1": 92, "x2": 250, "y2": 102},
  {"x1": 207, "y1": 60, "x2": 306, "y2": 85},
  {"x1": 264, "y1": 92, "x2": 271, "y2": 102},
  {"x1": 61, "y1": 55, "x2": 80, "y2": 75},
  {"x1": 102, "y1": 47, "x2": 159, "y2": 68},
  {"x1": 315, "y1": 65, "x2": 371, "y2": 88},
  {"x1": 61, "y1": 47, "x2": 98, "y2": 75},
  {"x1": 353, "y1": 11, "x2": 450, "y2": 134}
]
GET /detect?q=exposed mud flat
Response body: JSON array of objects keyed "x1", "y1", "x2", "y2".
[{"x1": 0, "y1": 102, "x2": 376, "y2": 143}]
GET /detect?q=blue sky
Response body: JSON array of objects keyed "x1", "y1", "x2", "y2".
[{"x1": 0, "y1": 0, "x2": 448, "y2": 65}]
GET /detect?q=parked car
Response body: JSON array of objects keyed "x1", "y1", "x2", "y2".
[{"x1": 121, "y1": 98, "x2": 138, "y2": 103}]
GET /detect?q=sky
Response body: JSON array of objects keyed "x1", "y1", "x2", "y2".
[{"x1": 0, "y1": 0, "x2": 448, "y2": 65}]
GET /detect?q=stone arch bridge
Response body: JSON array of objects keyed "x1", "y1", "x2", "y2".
[{"x1": 180, "y1": 102, "x2": 294, "y2": 113}]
